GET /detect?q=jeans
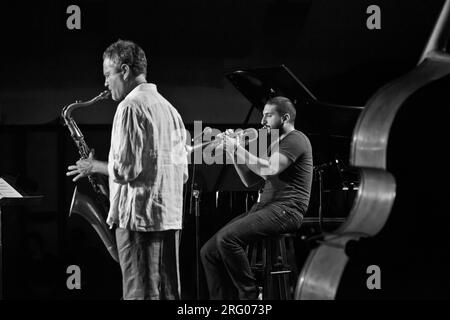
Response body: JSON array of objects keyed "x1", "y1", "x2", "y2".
[{"x1": 200, "y1": 202, "x2": 303, "y2": 300}]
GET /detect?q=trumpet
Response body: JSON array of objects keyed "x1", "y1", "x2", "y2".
[{"x1": 186, "y1": 127, "x2": 259, "y2": 154}]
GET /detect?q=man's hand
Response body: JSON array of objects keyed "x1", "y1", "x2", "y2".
[
  {"x1": 223, "y1": 134, "x2": 238, "y2": 156},
  {"x1": 66, "y1": 150, "x2": 97, "y2": 182}
]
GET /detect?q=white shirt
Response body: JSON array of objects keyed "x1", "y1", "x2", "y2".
[{"x1": 106, "y1": 83, "x2": 188, "y2": 231}]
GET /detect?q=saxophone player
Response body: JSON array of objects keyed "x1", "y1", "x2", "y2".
[{"x1": 66, "y1": 39, "x2": 188, "y2": 300}]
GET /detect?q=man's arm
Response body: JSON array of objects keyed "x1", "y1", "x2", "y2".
[
  {"x1": 92, "y1": 160, "x2": 109, "y2": 176},
  {"x1": 219, "y1": 135, "x2": 263, "y2": 187},
  {"x1": 234, "y1": 144, "x2": 293, "y2": 178},
  {"x1": 232, "y1": 160, "x2": 263, "y2": 188},
  {"x1": 66, "y1": 151, "x2": 109, "y2": 182},
  {"x1": 224, "y1": 135, "x2": 293, "y2": 178}
]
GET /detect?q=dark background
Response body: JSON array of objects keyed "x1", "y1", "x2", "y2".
[
  {"x1": 1, "y1": 0, "x2": 449, "y2": 300},
  {"x1": 0, "y1": 0, "x2": 444, "y2": 125}
]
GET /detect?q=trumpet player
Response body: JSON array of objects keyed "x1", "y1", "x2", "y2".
[
  {"x1": 66, "y1": 39, "x2": 188, "y2": 300},
  {"x1": 201, "y1": 96, "x2": 313, "y2": 300}
]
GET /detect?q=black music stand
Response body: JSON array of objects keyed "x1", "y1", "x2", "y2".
[{"x1": 0, "y1": 176, "x2": 43, "y2": 300}]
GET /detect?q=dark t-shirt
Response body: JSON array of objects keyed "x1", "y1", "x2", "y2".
[{"x1": 259, "y1": 130, "x2": 313, "y2": 215}]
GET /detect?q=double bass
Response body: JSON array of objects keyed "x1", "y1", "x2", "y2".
[{"x1": 295, "y1": 0, "x2": 450, "y2": 299}]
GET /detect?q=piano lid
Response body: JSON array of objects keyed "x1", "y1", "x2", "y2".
[{"x1": 226, "y1": 64, "x2": 364, "y2": 138}]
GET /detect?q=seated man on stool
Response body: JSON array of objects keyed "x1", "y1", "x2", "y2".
[{"x1": 201, "y1": 96, "x2": 313, "y2": 300}]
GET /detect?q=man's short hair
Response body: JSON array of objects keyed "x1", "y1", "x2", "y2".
[
  {"x1": 266, "y1": 96, "x2": 296, "y2": 123},
  {"x1": 103, "y1": 39, "x2": 147, "y2": 76}
]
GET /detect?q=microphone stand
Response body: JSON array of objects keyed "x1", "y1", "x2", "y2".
[
  {"x1": 314, "y1": 166, "x2": 324, "y2": 232},
  {"x1": 192, "y1": 186, "x2": 200, "y2": 300},
  {"x1": 317, "y1": 168, "x2": 323, "y2": 232},
  {"x1": 189, "y1": 139, "x2": 201, "y2": 300}
]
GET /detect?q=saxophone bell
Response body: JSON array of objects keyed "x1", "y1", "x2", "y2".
[{"x1": 69, "y1": 186, "x2": 119, "y2": 263}]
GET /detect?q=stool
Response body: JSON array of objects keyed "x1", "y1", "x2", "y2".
[{"x1": 247, "y1": 234, "x2": 298, "y2": 300}]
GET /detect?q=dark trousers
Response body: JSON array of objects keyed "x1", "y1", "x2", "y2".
[{"x1": 200, "y1": 202, "x2": 303, "y2": 300}]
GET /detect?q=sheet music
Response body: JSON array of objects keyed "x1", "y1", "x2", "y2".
[{"x1": 0, "y1": 178, "x2": 22, "y2": 199}]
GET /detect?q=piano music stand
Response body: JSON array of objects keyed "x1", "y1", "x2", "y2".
[{"x1": 0, "y1": 176, "x2": 43, "y2": 300}]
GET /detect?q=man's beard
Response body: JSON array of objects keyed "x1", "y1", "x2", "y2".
[{"x1": 263, "y1": 121, "x2": 283, "y2": 133}]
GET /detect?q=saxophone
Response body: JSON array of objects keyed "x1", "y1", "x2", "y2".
[{"x1": 61, "y1": 90, "x2": 119, "y2": 263}]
